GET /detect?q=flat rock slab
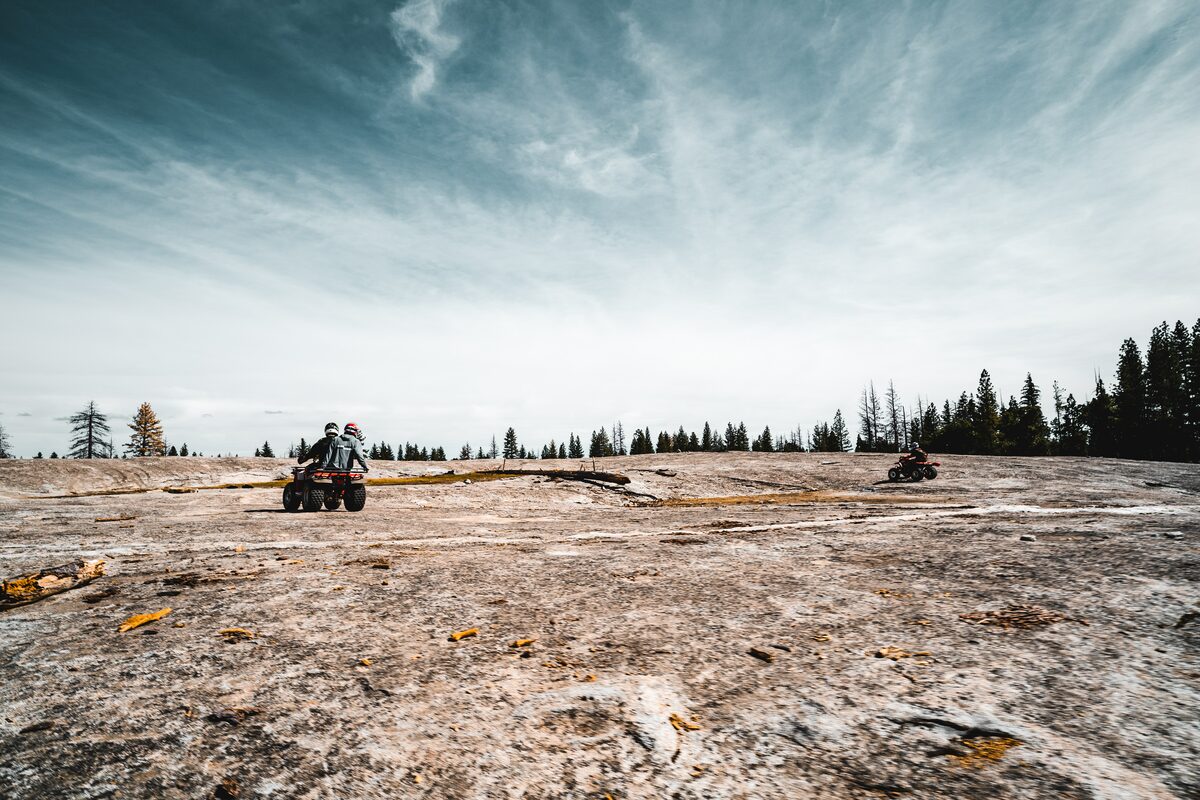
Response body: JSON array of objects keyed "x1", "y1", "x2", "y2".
[{"x1": 1, "y1": 453, "x2": 1198, "y2": 799}]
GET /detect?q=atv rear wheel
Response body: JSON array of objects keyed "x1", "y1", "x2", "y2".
[
  {"x1": 923, "y1": 465, "x2": 938, "y2": 479},
  {"x1": 887, "y1": 468, "x2": 900, "y2": 482},
  {"x1": 323, "y1": 495, "x2": 341, "y2": 511},
  {"x1": 910, "y1": 470, "x2": 923, "y2": 482},
  {"x1": 344, "y1": 484, "x2": 366, "y2": 512},
  {"x1": 302, "y1": 485, "x2": 326, "y2": 512},
  {"x1": 283, "y1": 483, "x2": 302, "y2": 512}
]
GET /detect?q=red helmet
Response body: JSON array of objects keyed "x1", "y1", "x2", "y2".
[{"x1": 344, "y1": 422, "x2": 363, "y2": 441}]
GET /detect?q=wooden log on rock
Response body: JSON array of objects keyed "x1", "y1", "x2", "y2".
[
  {"x1": 2, "y1": 560, "x2": 106, "y2": 611},
  {"x1": 479, "y1": 469, "x2": 631, "y2": 485}
]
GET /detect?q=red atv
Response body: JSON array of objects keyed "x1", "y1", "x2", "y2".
[
  {"x1": 283, "y1": 466, "x2": 367, "y2": 512},
  {"x1": 888, "y1": 459, "x2": 940, "y2": 482}
]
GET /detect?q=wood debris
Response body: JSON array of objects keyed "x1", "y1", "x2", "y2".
[
  {"x1": 95, "y1": 515, "x2": 136, "y2": 523},
  {"x1": 118, "y1": 607, "x2": 172, "y2": 632},
  {"x1": 959, "y1": 605, "x2": 1083, "y2": 629},
  {"x1": 449, "y1": 627, "x2": 478, "y2": 641},
  {"x1": 2, "y1": 560, "x2": 106, "y2": 611},
  {"x1": 218, "y1": 627, "x2": 255, "y2": 640},
  {"x1": 510, "y1": 638, "x2": 537, "y2": 648},
  {"x1": 748, "y1": 646, "x2": 775, "y2": 663},
  {"x1": 873, "y1": 646, "x2": 931, "y2": 661},
  {"x1": 669, "y1": 712, "x2": 701, "y2": 732},
  {"x1": 948, "y1": 736, "x2": 1023, "y2": 768}
]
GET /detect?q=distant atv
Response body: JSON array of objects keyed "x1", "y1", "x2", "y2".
[
  {"x1": 283, "y1": 466, "x2": 366, "y2": 512},
  {"x1": 888, "y1": 459, "x2": 940, "y2": 482}
]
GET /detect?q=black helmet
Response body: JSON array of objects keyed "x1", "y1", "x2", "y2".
[{"x1": 324, "y1": 422, "x2": 340, "y2": 437}]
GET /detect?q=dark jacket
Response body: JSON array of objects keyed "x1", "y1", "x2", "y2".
[
  {"x1": 321, "y1": 433, "x2": 369, "y2": 471},
  {"x1": 300, "y1": 436, "x2": 335, "y2": 465}
]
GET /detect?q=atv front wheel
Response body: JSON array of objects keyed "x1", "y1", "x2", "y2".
[
  {"x1": 923, "y1": 466, "x2": 938, "y2": 479},
  {"x1": 302, "y1": 485, "x2": 326, "y2": 512},
  {"x1": 887, "y1": 468, "x2": 900, "y2": 482},
  {"x1": 283, "y1": 483, "x2": 302, "y2": 512},
  {"x1": 344, "y1": 484, "x2": 366, "y2": 512},
  {"x1": 323, "y1": 495, "x2": 341, "y2": 511},
  {"x1": 910, "y1": 471, "x2": 923, "y2": 482}
]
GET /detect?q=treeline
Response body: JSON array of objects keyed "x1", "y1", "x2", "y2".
[
  {"x1": 462, "y1": 414, "x2": 852, "y2": 462},
  {"x1": 4, "y1": 318, "x2": 1195, "y2": 464},
  {"x1": 279, "y1": 439, "x2": 448, "y2": 462},
  {"x1": 857, "y1": 318, "x2": 1200, "y2": 462}
]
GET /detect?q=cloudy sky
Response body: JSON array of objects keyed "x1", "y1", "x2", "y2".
[{"x1": 1, "y1": 0, "x2": 1198, "y2": 457}]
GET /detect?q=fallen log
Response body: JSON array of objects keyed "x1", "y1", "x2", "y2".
[
  {"x1": 479, "y1": 469, "x2": 631, "y2": 486},
  {"x1": 2, "y1": 560, "x2": 106, "y2": 611}
]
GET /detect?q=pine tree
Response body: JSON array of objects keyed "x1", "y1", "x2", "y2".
[
  {"x1": 0, "y1": 422, "x2": 13, "y2": 458},
  {"x1": 1015, "y1": 374, "x2": 1050, "y2": 455},
  {"x1": 884, "y1": 381, "x2": 902, "y2": 451},
  {"x1": 1187, "y1": 319, "x2": 1200, "y2": 461},
  {"x1": 50, "y1": 451, "x2": 59, "y2": 459},
  {"x1": 168, "y1": 445, "x2": 179, "y2": 456},
  {"x1": 972, "y1": 370, "x2": 1000, "y2": 454},
  {"x1": 489, "y1": 436, "x2": 499, "y2": 459},
  {"x1": 35, "y1": 452, "x2": 43, "y2": 459},
  {"x1": 858, "y1": 382, "x2": 883, "y2": 451},
  {"x1": 1145, "y1": 322, "x2": 1189, "y2": 461},
  {"x1": 180, "y1": 443, "x2": 189, "y2": 457},
  {"x1": 476, "y1": 446, "x2": 486, "y2": 459},
  {"x1": 459, "y1": 443, "x2": 472, "y2": 459},
  {"x1": 831, "y1": 410, "x2": 850, "y2": 452},
  {"x1": 297, "y1": 438, "x2": 308, "y2": 461},
  {"x1": 68, "y1": 401, "x2": 111, "y2": 459},
  {"x1": 590, "y1": 427, "x2": 613, "y2": 457},
  {"x1": 432, "y1": 447, "x2": 446, "y2": 461},
  {"x1": 502, "y1": 428, "x2": 519, "y2": 459},
  {"x1": 558, "y1": 442, "x2": 566, "y2": 459},
  {"x1": 1058, "y1": 394, "x2": 1088, "y2": 456},
  {"x1": 1085, "y1": 376, "x2": 1118, "y2": 457},
  {"x1": 997, "y1": 396, "x2": 1020, "y2": 454},
  {"x1": 612, "y1": 422, "x2": 626, "y2": 456},
  {"x1": 700, "y1": 422, "x2": 712, "y2": 451},
  {"x1": 1113, "y1": 337, "x2": 1146, "y2": 459},
  {"x1": 125, "y1": 402, "x2": 166, "y2": 457},
  {"x1": 260, "y1": 441, "x2": 274, "y2": 458}
]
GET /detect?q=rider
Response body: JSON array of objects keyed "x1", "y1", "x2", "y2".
[
  {"x1": 299, "y1": 422, "x2": 340, "y2": 469},
  {"x1": 899, "y1": 442, "x2": 928, "y2": 476},
  {"x1": 320, "y1": 422, "x2": 369, "y2": 472}
]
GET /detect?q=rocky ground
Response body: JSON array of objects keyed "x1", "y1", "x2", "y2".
[{"x1": 1, "y1": 452, "x2": 1198, "y2": 799}]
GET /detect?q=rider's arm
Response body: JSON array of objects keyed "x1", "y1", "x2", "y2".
[{"x1": 351, "y1": 438, "x2": 369, "y2": 471}]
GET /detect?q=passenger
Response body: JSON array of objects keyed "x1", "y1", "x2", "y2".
[
  {"x1": 299, "y1": 422, "x2": 340, "y2": 470},
  {"x1": 320, "y1": 423, "x2": 370, "y2": 472}
]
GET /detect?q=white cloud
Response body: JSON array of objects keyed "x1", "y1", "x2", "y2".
[{"x1": 390, "y1": 0, "x2": 460, "y2": 100}]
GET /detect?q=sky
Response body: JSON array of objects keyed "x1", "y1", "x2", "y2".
[{"x1": 1, "y1": 0, "x2": 1198, "y2": 457}]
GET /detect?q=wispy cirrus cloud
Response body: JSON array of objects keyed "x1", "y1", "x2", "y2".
[{"x1": 390, "y1": 0, "x2": 460, "y2": 100}]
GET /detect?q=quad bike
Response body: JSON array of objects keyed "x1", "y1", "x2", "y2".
[
  {"x1": 888, "y1": 459, "x2": 940, "y2": 482},
  {"x1": 283, "y1": 466, "x2": 367, "y2": 512}
]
